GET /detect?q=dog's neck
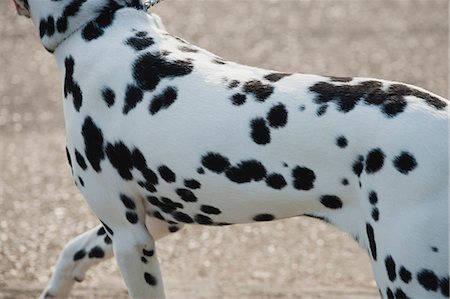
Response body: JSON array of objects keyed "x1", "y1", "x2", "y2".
[{"x1": 28, "y1": 0, "x2": 149, "y2": 52}]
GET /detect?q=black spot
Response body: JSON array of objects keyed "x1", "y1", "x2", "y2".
[
  {"x1": 431, "y1": 246, "x2": 439, "y2": 252},
  {"x1": 336, "y1": 136, "x2": 348, "y2": 148},
  {"x1": 393, "y1": 152, "x2": 417, "y2": 174},
  {"x1": 292, "y1": 166, "x2": 316, "y2": 190},
  {"x1": 253, "y1": 214, "x2": 275, "y2": 221},
  {"x1": 78, "y1": 176, "x2": 85, "y2": 187},
  {"x1": 105, "y1": 142, "x2": 133, "y2": 180},
  {"x1": 228, "y1": 80, "x2": 240, "y2": 89},
  {"x1": 329, "y1": 76, "x2": 353, "y2": 82},
  {"x1": 74, "y1": 150, "x2": 88, "y2": 170},
  {"x1": 316, "y1": 104, "x2": 328, "y2": 116},
  {"x1": 56, "y1": 17, "x2": 68, "y2": 33},
  {"x1": 250, "y1": 118, "x2": 271, "y2": 145},
  {"x1": 178, "y1": 46, "x2": 198, "y2": 53},
  {"x1": 66, "y1": 147, "x2": 73, "y2": 169},
  {"x1": 104, "y1": 235, "x2": 112, "y2": 244},
  {"x1": 126, "y1": 34, "x2": 154, "y2": 51},
  {"x1": 386, "y1": 288, "x2": 394, "y2": 299},
  {"x1": 299, "y1": 105, "x2": 306, "y2": 111},
  {"x1": 394, "y1": 288, "x2": 409, "y2": 299},
  {"x1": 197, "y1": 167, "x2": 205, "y2": 174},
  {"x1": 267, "y1": 103, "x2": 288, "y2": 128},
  {"x1": 152, "y1": 210, "x2": 165, "y2": 221},
  {"x1": 212, "y1": 58, "x2": 226, "y2": 65},
  {"x1": 417, "y1": 269, "x2": 439, "y2": 291},
  {"x1": 64, "y1": 56, "x2": 83, "y2": 111},
  {"x1": 371, "y1": 208, "x2": 379, "y2": 221},
  {"x1": 176, "y1": 188, "x2": 197, "y2": 202},
  {"x1": 144, "y1": 272, "x2": 157, "y2": 286},
  {"x1": 195, "y1": 214, "x2": 213, "y2": 225},
  {"x1": 88, "y1": 246, "x2": 105, "y2": 258},
  {"x1": 141, "y1": 257, "x2": 147, "y2": 263},
  {"x1": 399, "y1": 266, "x2": 412, "y2": 283},
  {"x1": 126, "y1": 211, "x2": 139, "y2": 224},
  {"x1": 149, "y1": 86, "x2": 178, "y2": 115},
  {"x1": 200, "y1": 205, "x2": 221, "y2": 215},
  {"x1": 369, "y1": 191, "x2": 378, "y2": 205},
  {"x1": 184, "y1": 179, "x2": 201, "y2": 189},
  {"x1": 123, "y1": 84, "x2": 143, "y2": 114},
  {"x1": 231, "y1": 93, "x2": 247, "y2": 106},
  {"x1": 440, "y1": 277, "x2": 449, "y2": 297},
  {"x1": 73, "y1": 249, "x2": 86, "y2": 261},
  {"x1": 82, "y1": 117, "x2": 104, "y2": 172},
  {"x1": 385, "y1": 255, "x2": 397, "y2": 281},
  {"x1": 120, "y1": 194, "x2": 136, "y2": 209},
  {"x1": 341, "y1": 178, "x2": 349, "y2": 186},
  {"x1": 265, "y1": 173, "x2": 287, "y2": 190},
  {"x1": 365, "y1": 148, "x2": 385, "y2": 174},
  {"x1": 133, "y1": 52, "x2": 193, "y2": 91},
  {"x1": 97, "y1": 227, "x2": 106, "y2": 236},
  {"x1": 169, "y1": 226, "x2": 179, "y2": 232},
  {"x1": 143, "y1": 249, "x2": 154, "y2": 256},
  {"x1": 201, "y1": 153, "x2": 230, "y2": 173},
  {"x1": 366, "y1": 223, "x2": 377, "y2": 260},
  {"x1": 102, "y1": 87, "x2": 115, "y2": 107},
  {"x1": 352, "y1": 155, "x2": 364, "y2": 177},
  {"x1": 243, "y1": 80, "x2": 274, "y2": 102},
  {"x1": 158, "y1": 165, "x2": 176, "y2": 183},
  {"x1": 320, "y1": 195, "x2": 343, "y2": 209},
  {"x1": 225, "y1": 160, "x2": 267, "y2": 183},
  {"x1": 172, "y1": 211, "x2": 194, "y2": 223},
  {"x1": 264, "y1": 73, "x2": 291, "y2": 82}
]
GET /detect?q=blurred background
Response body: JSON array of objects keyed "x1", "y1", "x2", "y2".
[{"x1": 0, "y1": 0, "x2": 447, "y2": 298}]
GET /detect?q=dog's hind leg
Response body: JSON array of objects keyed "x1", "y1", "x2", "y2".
[{"x1": 40, "y1": 217, "x2": 182, "y2": 298}]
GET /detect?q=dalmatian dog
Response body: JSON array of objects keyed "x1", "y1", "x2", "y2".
[{"x1": 12, "y1": 0, "x2": 449, "y2": 298}]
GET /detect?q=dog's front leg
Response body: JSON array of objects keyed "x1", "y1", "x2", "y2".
[{"x1": 39, "y1": 225, "x2": 114, "y2": 299}]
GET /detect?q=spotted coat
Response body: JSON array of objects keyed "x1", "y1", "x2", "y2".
[{"x1": 12, "y1": 0, "x2": 449, "y2": 298}]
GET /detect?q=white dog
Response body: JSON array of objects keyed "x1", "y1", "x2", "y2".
[{"x1": 11, "y1": 0, "x2": 449, "y2": 298}]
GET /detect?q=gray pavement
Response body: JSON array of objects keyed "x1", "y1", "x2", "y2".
[{"x1": 0, "y1": 0, "x2": 448, "y2": 298}]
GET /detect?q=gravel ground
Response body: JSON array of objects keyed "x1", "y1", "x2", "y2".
[{"x1": 0, "y1": 0, "x2": 448, "y2": 298}]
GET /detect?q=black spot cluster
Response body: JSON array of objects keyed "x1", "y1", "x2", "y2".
[
  {"x1": 383, "y1": 254, "x2": 448, "y2": 298},
  {"x1": 73, "y1": 245, "x2": 105, "y2": 262},
  {"x1": 141, "y1": 248, "x2": 154, "y2": 264},
  {"x1": 368, "y1": 191, "x2": 379, "y2": 221},
  {"x1": 105, "y1": 142, "x2": 159, "y2": 194},
  {"x1": 64, "y1": 56, "x2": 83, "y2": 111},
  {"x1": 250, "y1": 103, "x2": 288, "y2": 145},
  {"x1": 309, "y1": 80, "x2": 447, "y2": 118},
  {"x1": 117, "y1": 52, "x2": 192, "y2": 115},
  {"x1": 120, "y1": 194, "x2": 139, "y2": 224},
  {"x1": 201, "y1": 152, "x2": 316, "y2": 192},
  {"x1": 97, "y1": 226, "x2": 112, "y2": 244}
]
